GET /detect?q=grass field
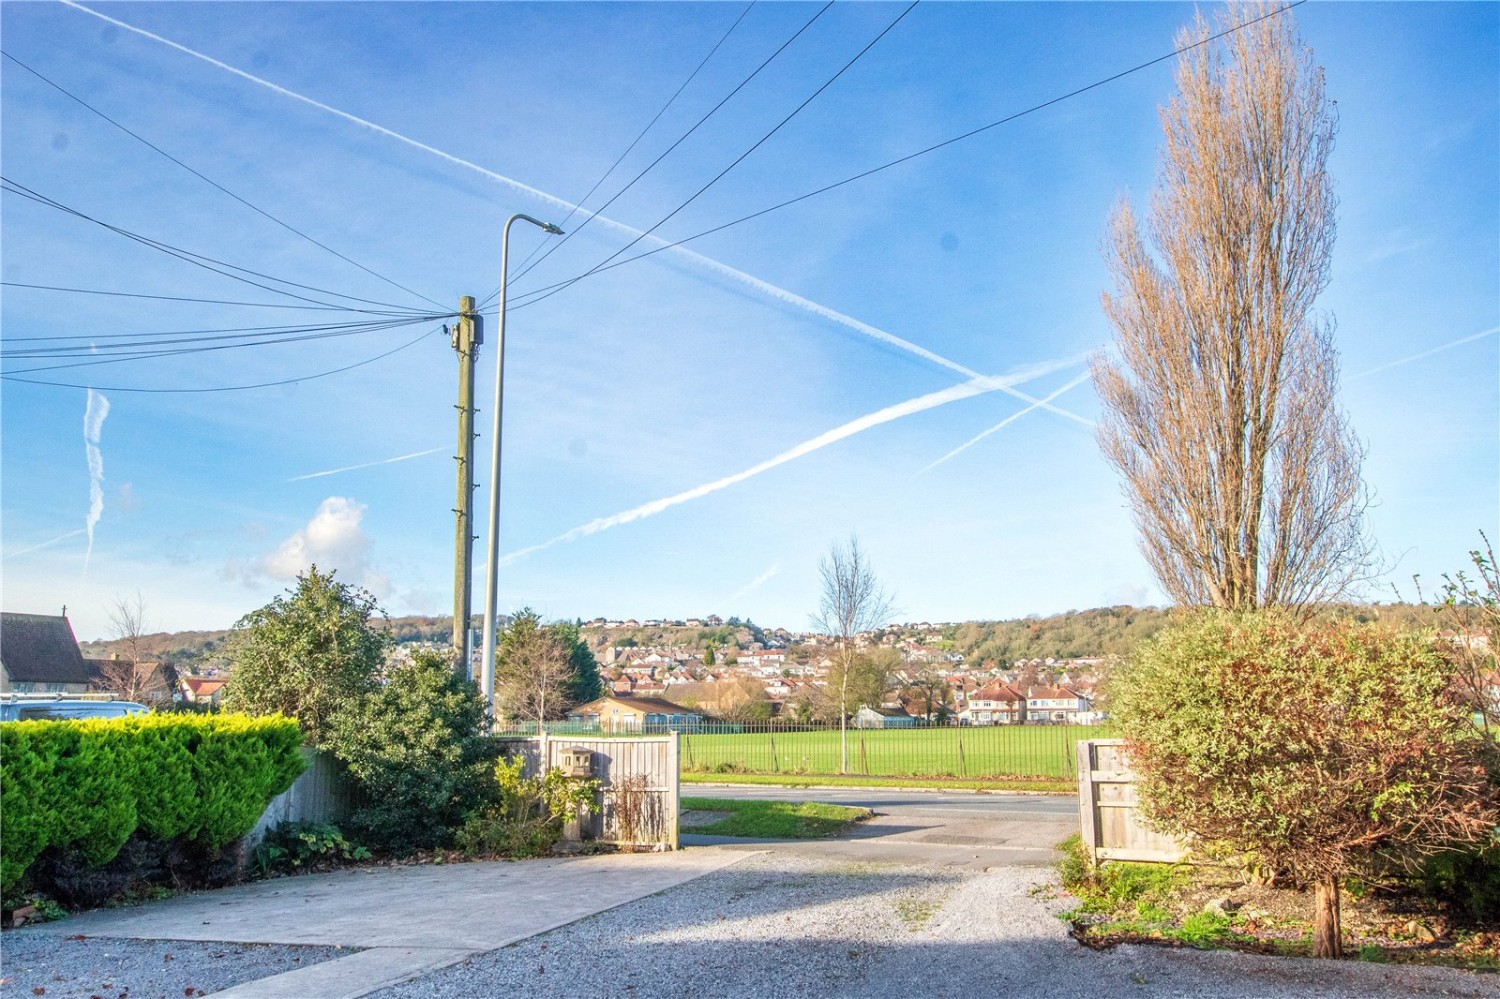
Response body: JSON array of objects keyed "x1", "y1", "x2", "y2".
[
  {"x1": 680, "y1": 796, "x2": 871, "y2": 838},
  {"x1": 681, "y1": 772, "x2": 1075, "y2": 793},
  {"x1": 678, "y1": 724, "x2": 1108, "y2": 780}
]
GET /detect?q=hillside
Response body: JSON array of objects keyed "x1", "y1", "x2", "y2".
[{"x1": 75, "y1": 603, "x2": 1446, "y2": 670}]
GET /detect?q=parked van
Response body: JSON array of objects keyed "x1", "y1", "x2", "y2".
[{"x1": 0, "y1": 696, "x2": 149, "y2": 722}]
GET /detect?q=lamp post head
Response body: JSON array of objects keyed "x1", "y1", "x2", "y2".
[{"x1": 542, "y1": 223, "x2": 565, "y2": 235}]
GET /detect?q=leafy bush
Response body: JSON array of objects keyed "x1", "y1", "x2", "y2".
[
  {"x1": 222, "y1": 566, "x2": 389, "y2": 745},
  {"x1": 1109, "y1": 611, "x2": 1500, "y2": 957},
  {"x1": 0, "y1": 714, "x2": 304, "y2": 898},
  {"x1": 254, "y1": 822, "x2": 370, "y2": 877},
  {"x1": 456, "y1": 757, "x2": 597, "y2": 859},
  {"x1": 1056, "y1": 834, "x2": 1189, "y2": 916},
  {"x1": 322, "y1": 649, "x2": 494, "y2": 855},
  {"x1": 1419, "y1": 841, "x2": 1500, "y2": 925}
]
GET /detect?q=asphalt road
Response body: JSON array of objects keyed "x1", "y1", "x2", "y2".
[{"x1": 682, "y1": 784, "x2": 1077, "y2": 868}]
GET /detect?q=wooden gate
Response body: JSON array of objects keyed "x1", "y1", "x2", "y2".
[
  {"x1": 495, "y1": 734, "x2": 680, "y2": 850},
  {"x1": 1077, "y1": 739, "x2": 1186, "y2": 864}
]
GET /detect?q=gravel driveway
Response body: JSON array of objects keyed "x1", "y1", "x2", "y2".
[
  {"x1": 368, "y1": 852, "x2": 1499, "y2": 999},
  {"x1": 0, "y1": 935, "x2": 349, "y2": 999}
]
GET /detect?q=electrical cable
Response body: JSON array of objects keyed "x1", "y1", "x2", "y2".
[
  {"x1": 1, "y1": 177, "x2": 433, "y2": 314},
  {"x1": 0, "y1": 324, "x2": 445, "y2": 393},
  {"x1": 2, "y1": 315, "x2": 440, "y2": 373},
  {"x1": 505, "y1": 0, "x2": 1302, "y2": 312},
  {"x1": 483, "y1": 0, "x2": 828, "y2": 308},
  {"x1": 2, "y1": 313, "x2": 451, "y2": 354},
  {"x1": 0, "y1": 281, "x2": 403, "y2": 312},
  {"x1": 503, "y1": 1, "x2": 759, "y2": 287},
  {"x1": 2, "y1": 50, "x2": 444, "y2": 311},
  {"x1": 501, "y1": 0, "x2": 919, "y2": 314}
]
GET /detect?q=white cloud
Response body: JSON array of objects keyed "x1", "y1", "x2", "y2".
[{"x1": 259, "y1": 496, "x2": 389, "y2": 595}]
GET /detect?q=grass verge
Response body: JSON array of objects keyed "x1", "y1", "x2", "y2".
[
  {"x1": 682, "y1": 772, "x2": 1073, "y2": 794},
  {"x1": 1054, "y1": 835, "x2": 1500, "y2": 971},
  {"x1": 681, "y1": 796, "x2": 871, "y2": 839}
]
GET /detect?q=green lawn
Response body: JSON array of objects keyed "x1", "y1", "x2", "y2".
[
  {"x1": 681, "y1": 772, "x2": 1074, "y2": 793},
  {"x1": 679, "y1": 725, "x2": 1106, "y2": 780},
  {"x1": 680, "y1": 796, "x2": 871, "y2": 838}
]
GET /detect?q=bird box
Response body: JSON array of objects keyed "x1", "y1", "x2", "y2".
[{"x1": 558, "y1": 747, "x2": 593, "y2": 778}]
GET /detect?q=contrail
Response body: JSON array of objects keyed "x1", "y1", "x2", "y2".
[
  {"x1": 83, "y1": 388, "x2": 110, "y2": 575},
  {"x1": 731, "y1": 563, "x2": 783, "y2": 600},
  {"x1": 495, "y1": 357, "x2": 1080, "y2": 568},
  {"x1": 920, "y1": 369, "x2": 1094, "y2": 473},
  {"x1": 288, "y1": 446, "x2": 448, "y2": 482},
  {"x1": 3, "y1": 527, "x2": 86, "y2": 561},
  {"x1": 61, "y1": 1, "x2": 1093, "y2": 426},
  {"x1": 1349, "y1": 326, "x2": 1498, "y2": 380}
]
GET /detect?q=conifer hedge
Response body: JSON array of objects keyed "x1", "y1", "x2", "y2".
[{"x1": 0, "y1": 714, "x2": 304, "y2": 897}]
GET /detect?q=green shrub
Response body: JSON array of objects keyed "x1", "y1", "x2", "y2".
[
  {"x1": 1056, "y1": 833, "x2": 1189, "y2": 916},
  {"x1": 456, "y1": 757, "x2": 597, "y2": 859},
  {"x1": 1109, "y1": 611, "x2": 1500, "y2": 957},
  {"x1": 222, "y1": 566, "x2": 389, "y2": 745},
  {"x1": 1419, "y1": 841, "x2": 1500, "y2": 924},
  {"x1": 323, "y1": 649, "x2": 493, "y2": 854},
  {"x1": 0, "y1": 714, "x2": 304, "y2": 898},
  {"x1": 253, "y1": 822, "x2": 370, "y2": 877}
]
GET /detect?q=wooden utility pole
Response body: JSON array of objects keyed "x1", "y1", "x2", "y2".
[{"x1": 452, "y1": 295, "x2": 483, "y2": 677}]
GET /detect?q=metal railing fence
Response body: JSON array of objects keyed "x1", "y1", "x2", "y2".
[{"x1": 493, "y1": 719, "x2": 1111, "y2": 780}]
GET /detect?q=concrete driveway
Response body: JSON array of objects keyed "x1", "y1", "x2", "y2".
[
  {"x1": 15, "y1": 848, "x2": 751, "y2": 998},
  {"x1": 683, "y1": 785, "x2": 1076, "y2": 867}
]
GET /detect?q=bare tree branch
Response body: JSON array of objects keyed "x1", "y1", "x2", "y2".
[{"x1": 1092, "y1": 4, "x2": 1374, "y2": 611}]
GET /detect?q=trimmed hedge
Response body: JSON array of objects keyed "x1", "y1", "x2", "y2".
[{"x1": 0, "y1": 713, "x2": 305, "y2": 897}]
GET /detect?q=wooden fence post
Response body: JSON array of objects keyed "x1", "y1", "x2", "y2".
[{"x1": 1077, "y1": 740, "x2": 1099, "y2": 865}]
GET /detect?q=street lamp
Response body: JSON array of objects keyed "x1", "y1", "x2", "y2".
[{"x1": 479, "y1": 213, "x2": 565, "y2": 719}]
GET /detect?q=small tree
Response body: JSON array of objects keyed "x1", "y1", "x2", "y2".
[
  {"x1": 1428, "y1": 532, "x2": 1500, "y2": 737},
  {"x1": 222, "y1": 566, "x2": 389, "y2": 746},
  {"x1": 549, "y1": 619, "x2": 604, "y2": 705},
  {"x1": 812, "y1": 536, "x2": 894, "y2": 773},
  {"x1": 495, "y1": 608, "x2": 572, "y2": 730},
  {"x1": 94, "y1": 592, "x2": 165, "y2": 704},
  {"x1": 1110, "y1": 612, "x2": 1500, "y2": 958}
]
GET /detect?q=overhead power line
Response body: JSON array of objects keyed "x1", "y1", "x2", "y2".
[
  {"x1": 2, "y1": 313, "x2": 450, "y2": 353},
  {"x1": 506, "y1": 0, "x2": 1303, "y2": 312},
  {"x1": 504, "y1": 1, "x2": 759, "y2": 287},
  {"x1": 2, "y1": 50, "x2": 443, "y2": 311},
  {"x1": 1, "y1": 316, "x2": 443, "y2": 373},
  {"x1": 488, "y1": 0, "x2": 830, "y2": 306},
  {"x1": 0, "y1": 324, "x2": 445, "y2": 393},
  {"x1": 0, "y1": 281, "x2": 404, "y2": 312},
  {"x1": 1, "y1": 177, "x2": 431, "y2": 314},
  {"x1": 509, "y1": 0, "x2": 920, "y2": 314}
]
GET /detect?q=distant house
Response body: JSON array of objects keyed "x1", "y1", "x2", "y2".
[
  {"x1": 180, "y1": 676, "x2": 228, "y2": 705},
  {"x1": 0, "y1": 612, "x2": 94, "y2": 694},
  {"x1": 86, "y1": 656, "x2": 180, "y2": 706},
  {"x1": 961, "y1": 684, "x2": 1027, "y2": 726},
  {"x1": 568, "y1": 695, "x2": 703, "y2": 732},
  {"x1": 852, "y1": 706, "x2": 916, "y2": 729},
  {"x1": 1026, "y1": 685, "x2": 1094, "y2": 724}
]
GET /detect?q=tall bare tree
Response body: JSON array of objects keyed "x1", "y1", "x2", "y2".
[
  {"x1": 95, "y1": 592, "x2": 160, "y2": 704},
  {"x1": 495, "y1": 608, "x2": 573, "y2": 733},
  {"x1": 1092, "y1": 4, "x2": 1373, "y2": 610},
  {"x1": 812, "y1": 536, "x2": 894, "y2": 772}
]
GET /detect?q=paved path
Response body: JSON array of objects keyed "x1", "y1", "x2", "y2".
[
  {"x1": 684, "y1": 785, "x2": 1075, "y2": 868},
  {"x1": 18, "y1": 849, "x2": 751, "y2": 998}
]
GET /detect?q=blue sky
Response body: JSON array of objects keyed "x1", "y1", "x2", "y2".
[{"x1": 2, "y1": 2, "x2": 1495, "y2": 641}]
